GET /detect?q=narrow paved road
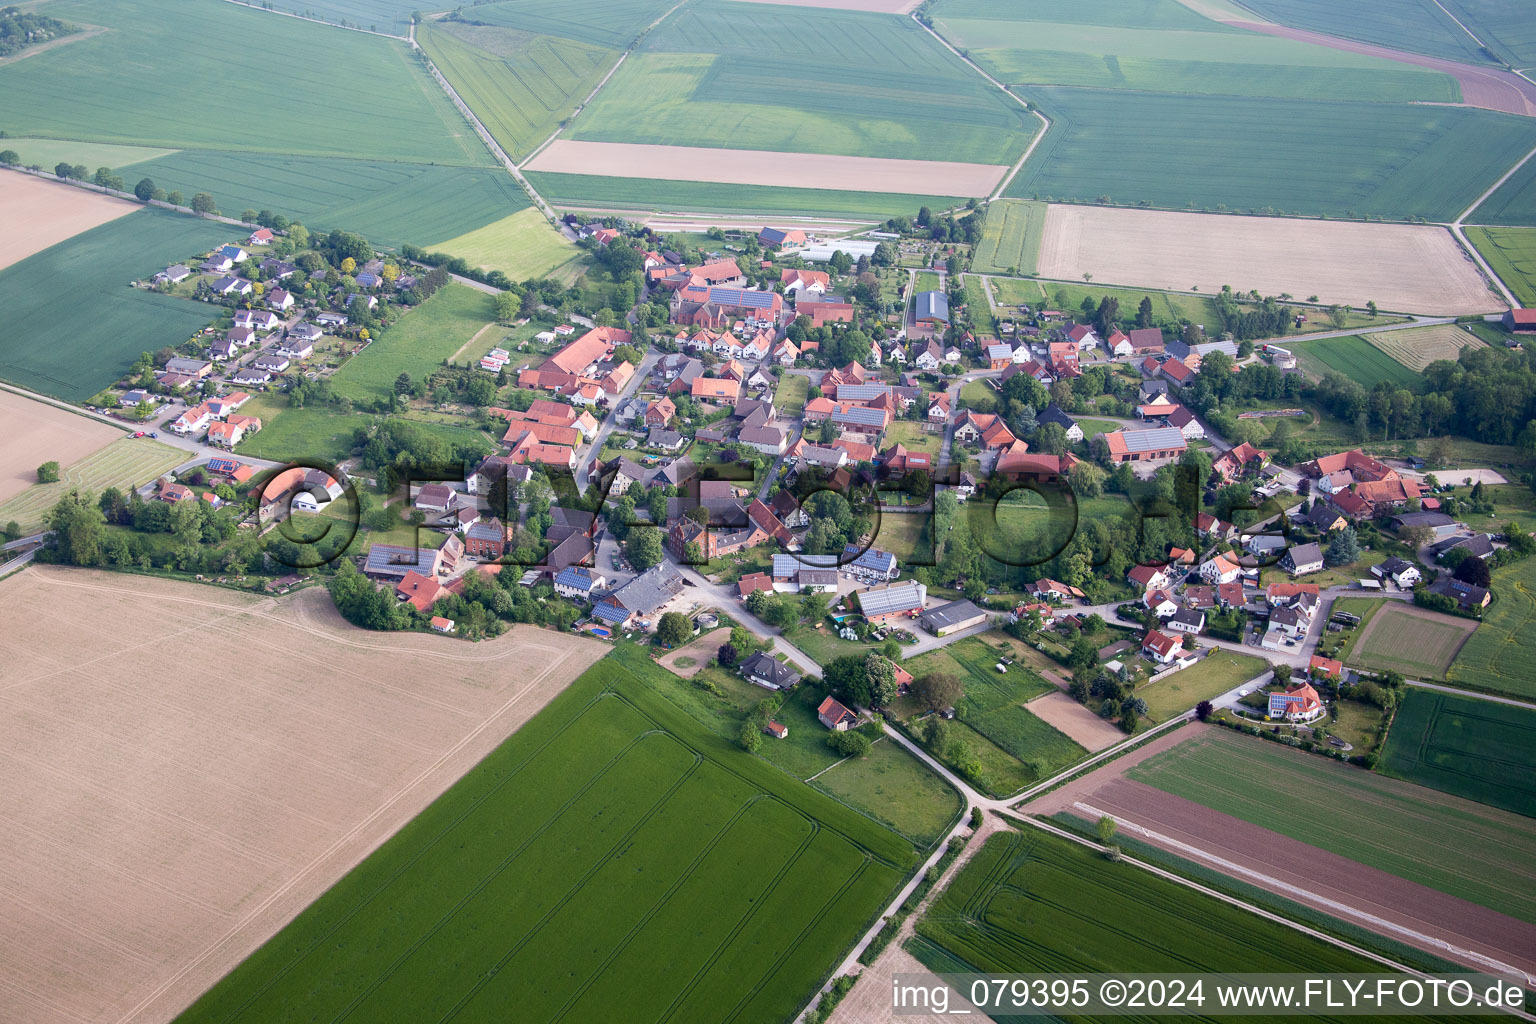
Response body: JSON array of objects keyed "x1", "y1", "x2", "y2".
[{"x1": 577, "y1": 349, "x2": 660, "y2": 492}]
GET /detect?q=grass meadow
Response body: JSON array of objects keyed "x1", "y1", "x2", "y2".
[
  {"x1": 1381, "y1": 688, "x2": 1536, "y2": 819},
  {"x1": 0, "y1": 0, "x2": 484, "y2": 165},
  {"x1": 1138, "y1": 650, "x2": 1268, "y2": 722},
  {"x1": 1347, "y1": 603, "x2": 1476, "y2": 680},
  {"x1": 972, "y1": 200, "x2": 1046, "y2": 275},
  {"x1": 0, "y1": 437, "x2": 185, "y2": 533},
  {"x1": 1128, "y1": 727, "x2": 1536, "y2": 924},
  {"x1": 1448, "y1": 556, "x2": 1536, "y2": 699},
  {"x1": 525, "y1": 171, "x2": 959, "y2": 219},
  {"x1": 567, "y1": 1, "x2": 1034, "y2": 165},
  {"x1": 418, "y1": 20, "x2": 615, "y2": 162},
  {"x1": 1006, "y1": 88, "x2": 1536, "y2": 222},
  {"x1": 1288, "y1": 335, "x2": 1423, "y2": 388},
  {"x1": 329, "y1": 284, "x2": 497, "y2": 402},
  {"x1": 431, "y1": 207, "x2": 581, "y2": 280},
  {"x1": 810, "y1": 737, "x2": 963, "y2": 845},
  {"x1": 172, "y1": 648, "x2": 914, "y2": 1024},
  {"x1": 1466, "y1": 226, "x2": 1536, "y2": 306},
  {"x1": 0, "y1": 208, "x2": 231, "y2": 400},
  {"x1": 0, "y1": 138, "x2": 175, "y2": 171},
  {"x1": 129, "y1": 151, "x2": 525, "y2": 250},
  {"x1": 912, "y1": 827, "x2": 1425, "y2": 984}
]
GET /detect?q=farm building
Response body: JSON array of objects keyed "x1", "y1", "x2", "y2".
[
  {"x1": 817, "y1": 696, "x2": 859, "y2": 731},
  {"x1": 1102, "y1": 427, "x2": 1187, "y2": 464},
  {"x1": 914, "y1": 291, "x2": 949, "y2": 325},
  {"x1": 918, "y1": 599, "x2": 989, "y2": 636},
  {"x1": 1502, "y1": 309, "x2": 1536, "y2": 333},
  {"x1": 857, "y1": 579, "x2": 927, "y2": 624}
]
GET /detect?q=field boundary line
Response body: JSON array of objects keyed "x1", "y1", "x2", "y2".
[
  {"x1": 219, "y1": 0, "x2": 409, "y2": 40},
  {"x1": 113, "y1": 641, "x2": 583, "y2": 1024},
  {"x1": 1008, "y1": 812, "x2": 1536, "y2": 1009},
  {"x1": 911, "y1": 15, "x2": 1051, "y2": 201}
]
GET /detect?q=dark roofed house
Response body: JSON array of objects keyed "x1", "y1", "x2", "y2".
[
  {"x1": 1432, "y1": 533, "x2": 1493, "y2": 561},
  {"x1": 918, "y1": 599, "x2": 988, "y2": 636},
  {"x1": 1280, "y1": 542, "x2": 1325, "y2": 577},
  {"x1": 1427, "y1": 576, "x2": 1491, "y2": 611},
  {"x1": 739, "y1": 651, "x2": 801, "y2": 691}
]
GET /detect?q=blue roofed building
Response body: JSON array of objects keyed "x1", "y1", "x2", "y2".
[
  {"x1": 914, "y1": 290, "x2": 949, "y2": 325},
  {"x1": 554, "y1": 566, "x2": 607, "y2": 602}
]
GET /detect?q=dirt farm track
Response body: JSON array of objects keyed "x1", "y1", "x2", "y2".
[
  {"x1": 0, "y1": 567, "x2": 604, "y2": 1024},
  {"x1": 1037, "y1": 205, "x2": 1500, "y2": 315}
]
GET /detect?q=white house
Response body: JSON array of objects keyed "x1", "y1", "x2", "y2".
[
  {"x1": 1372, "y1": 556, "x2": 1421, "y2": 588},
  {"x1": 1199, "y1": 554, "x2": 1242, "y2": 585}
]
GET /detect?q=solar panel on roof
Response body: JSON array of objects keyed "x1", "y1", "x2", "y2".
[
  {"x1": 1121, "y1": 427, "x2": 1185, "y2": 453},
  {"x1": 708, "y1": 288, "x2": 774, "y2": 308}
]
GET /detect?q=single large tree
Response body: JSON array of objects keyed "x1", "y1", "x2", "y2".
[
  {"x1": 912, "y1": 671, "x2": 963, "y2": 713},
  {"x1": 656, "y1": 611, "x2": 692, "y2": 648}
]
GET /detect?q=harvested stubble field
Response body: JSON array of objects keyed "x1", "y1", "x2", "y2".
[
  {"x1": 1347, "y1": 601, "x2": 1477, "y2": 680},
  {"x1": 0, "y1": 566, "x2": 605, "y2": 1024},
  {"x1": 526, "y1": 140, "x2": 1007, "y2": 196},
  {"x1": 1037, "y1": 205, "x2": 1498, "y2": 314},
  {"x1": 0, "y1": 171, "x2": 139, "y2": 272},
  {"x1": 1367, "y1": 323, "x2": 1486, "y2": 371},
  {"x1": 175, "y1": 643, "x2": 914, "y2": 1024},
  {"x1": 1381, "y1": 689, "x2": 1536, "y2": 819},
  {"x1": 0, "y1": 389, "x2": 123, "y2": 505},
  {"x1": 0, "y1": 435, "x2": 184, "y2": 532},
  {"x1": 909, "y1": 826, "x2": 1486, "y2": 1000}
]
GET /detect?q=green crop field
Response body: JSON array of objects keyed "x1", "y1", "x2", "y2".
[
  {"x1": 1006, "y1": 88, "x2": 1536, "y2": 222},
  {"x1": 527, "y1": 171, "x2": 958, "y2": 219},
  {"x1": 1288, "y1": 335, "x2": 1423, "y2": 388},
  {"x1": 1138, "y1": 651, "x2": 1268, "y2": 722},
  {"x1": 1440, "y1": 0, "x2": 1536, "y2": 67},
  {"x1": 811, "y1": 737, "x2": 962, "y2": 845},
  {"x1": 1234, "y1": 0, "x2": 1506, "y2": 66},
  {"x1": 1347, "y1": 602, "x2": 1477, "y2": 680},
  {"x1": 972, "y1": 200, "x2": 1046, "y2": 275},
  {"x1": 1468, "y1": 153, "x2": 1536, "y2": 226},
  {"x1": 0, "y1": 0, "x2": 484, "y2": 165},
  {"x1": 1447, "y1": 556, "x2": 1536, "y2": 699},
  {"x1": 419, "y1": 21, "x2": 615, "y2": 162},
  {"x1": 0, "y1": 138, "x2": 176, "y2": 171},
  {"x1": 912, "y1": 827, "x2": 1457, "y2": 993},
  {"x1": 1035, "y1": 279, "x2": 1219, "y2": 327},
  {"x1": 1129, "y1": 728, "x2": 1536, "y2": 924},
  {"x1": 130, "y1": 151, "x2": 526, "y2": 250},
  {"x1": 464, "y1": 0, "x2": 681, "y2": 51},
  {"x1": 1381, "y1": 688, "x2": 1536, "y2": 819},
  {"x1": 0, "y1": 437, "x2": 185, "y2": 533},
  {"x1": 173, "y1": 649, "x2": 913, "y2": 1024},
  {"x1": 566, "y1": 1, "x2": 1034, "y2": 165},
  {"x1": 1466, "y1": 226, "x2": 1536, "y2": 306},
  {"x1": 936, "y1": 6, "x2": 1457, "y2": 103},
  {"x1": 329, "y1": 284, "x2": 497, "y2": 402},
  {"x1": 0, "y1": 208, "x2": 231, "y2": 400},
  {"x1": 431, "y1": 207, "x2": 581, "y2": 280}
]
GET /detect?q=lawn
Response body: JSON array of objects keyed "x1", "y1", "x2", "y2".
[
  {"x1": 0, "y1": 0, "x2": 485, "y2": 165},
  {"x1": 1288, "y1": 335, "x2": 1422, "y2": 388},
  {"x1": 1137, "y1": 650, "x2": 1268, "y2": 722},
  {"x1": 871, "y1": 511, "x2": 932, "y2": 567},
  {"x1": 911, "y1": 827, "x2": 1444, "y2": 989},
  {"x1": 329, "y1": 284, "x2": 497, "y2": 402},
  {"x1": 883, "y1": 419, "x2": 941, "y2": 456},
  {"x1": 429, "y1": 207, "x2": 581, "y2": 280},
  {"x1": 418, "y1": 20, "x2": 616, "y2": 162},
  {"x1": 1347, "y1": 602, "x2": 1477, "y2": 681},
  {"x1": 913, "y1": 271, "x2": 942, "y2": 293},
  {"x1": 1466, "y1": 226, "x2": 1536, "y2": 306},
  {"x1": 971, "y1": 199, "x2": 1046, "y2": 275},
  {"x1": 1329, "y1": 698, "x2": 1388, "y2": 756},
  {"x1": 0, "y1": 437, "x2": 185, "y2": 533},
  {"x1": 567, "y1": 1, "x2": 1035, "y2": 166},
  {"x1": 172, "y1": 647, "x2": 913, "y2": 1024},
  {"x1": 962, "y1": 275, "x2": 995, "y2": 334},
  {"x1": 1380, "y1": 688, "x2": 1536, "y2": 819},
  {"x1": 526, "y1": 171, "x2": 961, "y2": 220},
  {"x1": 1447, "y1": 555, "x2": 1536, "y2": 699},
  {"x1": 773, "y1": 372, "x2": 809, "y2": 416},
  {"x1": 0, "y1": 207, "x2": 231, "y2": 400},
  {"x1": 1036, "y1": 279, "x2": 1218, "y2": 328},
  {"x1": 938, "y1": 3, "x2": 1458, "y2": 103},
  {"x1": 1128, "y1": 727, "x2": 1536, "y2": 925},
  {"x1": 234, "y1": 395, "x2": 492, "y2": 465},
  {"x1": 131, "y1": 151, "x2": 527, "y2": 250},
  {"x1": 811, "y1": 737, "x2": 962, "y2": 846},
  {"x1": 1006, "y1": 87, "x2": 1536, "y2": 222},
  {"x1": 1075, "y1": 416, "x2": 1121, "y2": 439}
]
